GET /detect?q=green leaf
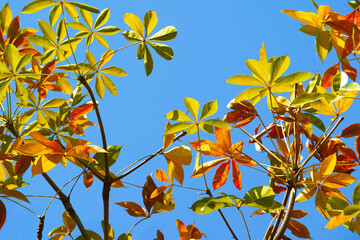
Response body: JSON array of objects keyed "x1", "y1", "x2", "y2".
[
  {"x1": 226, "y1": 74, "x2": 265, "y2": 87},
  {"x1": 271, "y1": 55, "x2": 290, "y2": 82},
  {"x1": 148, "y1": 26, "x2": 177, "y2": 42},
  {"x1": 57, "y1": 19, "x2": 66, "y2": 43},
  {"x1": 234, "y1": 87, "x2": 264, "y2": 102},
  {"x1": 41, "y1": 98, "x2": 67, "y2": 108},
  {"x1": 15, "y1": 80, "x2": 28, "y2": 105},
  {"x1": 183, "y1": 98, "x2": 199, "y2": 122},
  {"x1": 26, "y1": 35, "x2": 54, "y2": 48},
  {"x1": 75, "y1": 230, "x2": 103, "y2": 240},
  {"x1": 0, "y1": 80, "x2": 12, "y2": 100},
  {"x1": 38, "y1": 19, "x2": 56, "y2": 43},
  {"x1": 137, "y1": 43, "x2": 145, "y2": 59},
  {"x1": 200, "y1": 100, "x2": 218, "y2": 121},
  {"x1": 94, "y1": 8, "x2": 110, "y2": 29},
  {"x1": 144, "y1": 10, "x2": 158, "y2": 38},
  {"x1": 94, "y1": 34, "x2": 109, "y2": 48},
  {"x1": 332, "y1": 72, "x2": 348, "y2": 93},
  {"x1": 101, "y1": 74, "x2": 118, "y2": 96},
  {"x1": 315, "y1": 29, "x2": 331, "y2": 62},
  {"x1": 94, "y1": 145, "x2": 122, "y2": 169},
  {"x1": 122, "y1": 30, "x2": 143, "y2": 42},
  {"x1": 164, "y1": 122, "x2": 194, "y2": 135},
  {"x1": 0, "y1": 2, "x2": 12, "y2": 34},
  {"x1": 291, "y1": 93, "x2": 323, "y2": 106},
  {"x1": 68, "y1": 22, "x2": 89, "y2": 32},
  {"x1": 96, "y1": 26, "x2": 121, "y2": 35},
  {"x1": 306, "y1": 113, "x2": 325, "y2": 132},
  {"x1": 124, "y1": 13, "x2": 144, "y2": 37},
  {"x1": 344, "y1": 204, "x2": 360, "y2": 217},
  {"x1": 147, "y1": 42, "x2": 174, "y2": 60},
  {"x1": 40, "y1": 49, "x2": 56, "y2": 64},
  {"x1": 242, "y1": 186, "x2": 276, "y2": 208},
  {"x1": 5, "y1": 44, "x2": 19, "y2": 72},
  {"x1": 49, "y1": 4, "x2": 61, "y2": 26},
  {"x1": 306, "y1": 73, "x2": 321, "y2": 93},
  {"x1": 190, "y1": 196, "x2": 235, "y2": 215},
  {"x1": 274, "y1": 72, "x2": 314, "y2": 86},
  {"x1": 69, "y1": 2, "x2": 100, "y2": 13},
  {"x1": 117, "y1": 233, "x2": 132, "y2": 240},
  {"x1": 95, "y1": 75, "x2": 105, "y2": 99},
  {"x1": 16, "y1": 53, "x2": 33, "y2": 72},
  {"x1": 101, "y1": 67, "x2": 128, "y2": 77},
  {"x1": 22, "y1": 0, "x2": 56, "y2": 14},
  {"x1": 202, "y1": 119, "x2": 232, "y2": 130},
  {"x1": 353, "y1": 182, "x2": 360, "y2": 205},
  {"x1": 144, "y1": 44, "x2": 153, "y2": 76},
  {"x1": 165, "y1": 110, "x2": 193, "y2": 122}
]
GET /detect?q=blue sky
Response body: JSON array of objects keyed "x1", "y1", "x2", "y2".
[{"x1": 2, "y1": 0, "x2": 359, "y2": 239}]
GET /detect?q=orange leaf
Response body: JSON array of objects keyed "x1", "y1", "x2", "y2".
[
  {"x1": 287, "y1": 219, "x2": 311, "y2": 239},
  {"x1": 191, "y1": 158, "x2": 228, "y2": 178},
  {"x1": 231, "y1": 160, "x2": 242, "y2": 191},
  {"x1": 173, "y1": 162, "x2": 184, "y2": 185},
  {"x1": 70, "y1": 104, "x2": 94, "y2": 120},
  {"x1": 0, "y1": 200, "x2": 5, "y2": 230},
  {"x1": 83, "y1": 173, "x2": 94, "y2": 190},
  {"x1": 214, "y1": 127, "x2": 231, "y2": 154},
  {"x1": 355, "y1": 136, "x2": 360, "y2": 159},
  {"x1": 16, "y1": 143, "x2": 57, "y2": 156},
  {"x1": 325, "y1": 212, "x2": 354, "y2": 229},
  {"x1": 163, "y1": 122, "x2": 175, "y2": 151},
  {"x1": 115, "y1": 202, "x2": 148, "y2": 217},
  {"x1": 342, "y1": 62, "x2": 357, "y2": 81},
  {"x1": 155, "y1": 169, "x2": 171, "y2": 184},
  {"x1": 189, "y1": 140, "x2": 226, "y2": 157},
  {"x1": 212, "y1": 160, "x2": 230, "y2": 190},
  {"x1": 30, "y1": 132, "x2": 64, "y2": 153},
  {"x1": 322, "y1": 173, "x2": 357, "y2": 188},
  {"x1": 223, "y1": 101, "x2": 256, "y2": 127},
  {"x1": 150, "y1": 186, "x2": 170, "y2": 199}
]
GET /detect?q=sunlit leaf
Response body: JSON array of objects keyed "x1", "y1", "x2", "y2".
[
  {"x1": 114, "y1": 202, "x2": 148, "y2": 217},
  {"x1": 124, "y1": 13, "x2": 144, "y2": 37},
  {"x1": 190, "y1": 196, "x2": 235, "y2": 215},
  {"x1": 22, "y1": 0, "x2": 57, "y2": 14}
]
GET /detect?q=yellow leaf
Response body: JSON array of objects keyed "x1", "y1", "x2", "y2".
[
  {"x1": 164, "y1": 145, "x2": 192, "y2": 165},
  {"x1": 163, "y1": 122, "x2": 175, "y2": 151},
  {"x1": 325, "y1": 212, "x2": 353, "y2": 229},
  {"x1": 155, "y1": 169, "x2": 171, "y2": 184},
  {"x1": 295, "y1": 186, "x2": 317, "y2": 202},
  {"x1": 281, "y1": 9, "x2": 321, "y2": 28},
  {"x1": 319, "y1": 153, "x2": 337, "y2": 180},
  {"x1": 124, "y1": 13, "x2": 144, "y2": 37},
  {"x1": 338, "y1": 90, "x2": 359, "y2": 114},
  {"x1": 191, "y1": 158, "x2": 228, "y2": 178}
]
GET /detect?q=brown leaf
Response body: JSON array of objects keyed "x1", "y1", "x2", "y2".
[
  {"x1": 291, "y1": 210, "x2": 308, "y2": 219},
  {"x1": 115, "y1": 202, "x2": 148, "y2": 217},
  {"x1": 223, "y1": 101, "x2": 256, "y2": 127},
  {"x1": 142, "y1": 175, "x2": 161, "y2": 213},
  {"x1": 153, "y1": 230, "x2": 164, "y2": 240},
  {"x1": 83, "y1": 173, "x2": 94, "y2": 190},
  {"x1": 15, "y1": 155, "x2": 32, "y2": 175},
  {"x1": 0, "y1": 200, "x2": 6, "y2": 230},
  {"x1": 287, "y1": 219, "x2": 311, "y2": 239}
]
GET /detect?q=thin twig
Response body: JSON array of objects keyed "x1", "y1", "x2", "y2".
[{"x1": 112, "y1": 131, "x2": 187, "y2": 182}]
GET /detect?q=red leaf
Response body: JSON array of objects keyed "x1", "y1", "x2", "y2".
[
  {"x1": 70, "y1": 104, "x2": 94, "y2": 120},
  {"x1": 212, "y1": 160, "x2": 230, "y2": 190},
  {"x1": 321, "y1": 63, "x2": 340, "y2": 89},
  {"x1": 0, "y1": 200, "x2": 5, "y2": 230},
  {"x1": 223, "y1": 101, "x2": 256, "y2": 127},
  {"x1": 341, "y1": 123, "x2": 360, "y2": 138},
  {"x1": 342, "y1": 62, "x2": 357, "y2": 81},
  {"x1": 41, "y1": 59, "x2": 56, "y2": 81},
  {"x1": 231, "y1": 160, "x2": 242, "y2": 191},
  {"x1": 15, "y1": 155, "x2": 32, "y2": 175},
  {"x1": 287, "y1": 219, "x2": 311, "y2": 239}
]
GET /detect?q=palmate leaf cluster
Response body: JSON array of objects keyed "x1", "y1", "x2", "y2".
[{"x1": 1, "y1": 1, "x2": 360, "y2": 240}]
